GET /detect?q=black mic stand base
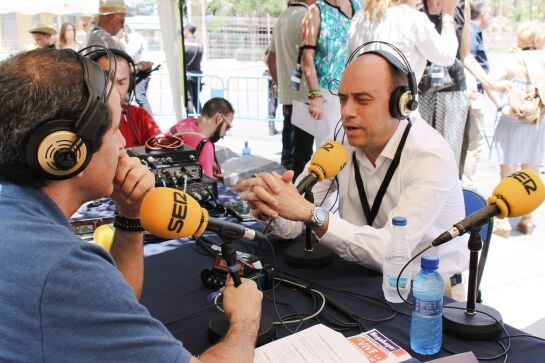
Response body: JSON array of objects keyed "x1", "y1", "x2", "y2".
[
  {"x1": 284, "y1": 242, "x2": 334, "y2": 268},
  {"x1": 208, "y1": 314, "x2": 275, "y2": 347},
  {"x1": 443, "y1": 226, "x2": 503, "y2": 340},
  {"x1": 443, "y1": 301, "x2": 503, "y2": 340}
]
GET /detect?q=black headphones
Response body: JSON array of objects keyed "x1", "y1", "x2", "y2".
[
  {"x1": 346, "y1": 41, "x2": 418, "y2": 120},
  {"x1": 86, "y1": 48, "x2": 136, "y2": 101},
  {"x1": 25, "y1": 47, "x2": 114, "y2": 180}
]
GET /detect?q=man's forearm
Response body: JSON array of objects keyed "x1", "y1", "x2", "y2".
[
  {"x1": 198, "y1": 321, "x2": 258, "y2": 363},
  {"x1": 110, "y1": 230, "x2": 144, "y2": 299}
]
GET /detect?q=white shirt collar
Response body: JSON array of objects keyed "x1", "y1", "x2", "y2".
[{"x1": 355, "y1": 119, "x2": 409, "y2": 169}]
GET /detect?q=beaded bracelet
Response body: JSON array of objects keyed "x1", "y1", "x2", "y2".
[{"x1": 308, "y1": 89, "x2": 322, "y2": 99}]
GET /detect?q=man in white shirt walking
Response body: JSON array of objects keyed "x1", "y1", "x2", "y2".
[{"x1": 239, "y1": 51, "x2": 469, "y2": 300}]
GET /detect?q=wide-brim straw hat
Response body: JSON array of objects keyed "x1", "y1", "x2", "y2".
[
  {"x1": 29, "y1": 22, "x2": 57, "y2": 36},
  {"x1": 98, "y1": 0, "x2": 127, "y2": 15}
]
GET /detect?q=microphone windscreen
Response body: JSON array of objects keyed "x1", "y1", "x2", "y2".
[
  {"x1": 93, "y1": 224, "x2": 114, "y2": 251},
  {"x1": 140, "y1": 187, "x2": 207, "y2": 239},
  {"x1": 308, "y1": 141, "x2": 348, "y2": 180},
  {"x1": 487, "y1": 170, "x2": 545, "y2": 218}
]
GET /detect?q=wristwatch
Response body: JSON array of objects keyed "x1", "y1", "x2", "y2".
[{"x1": 309, "y1": 207, "x2": 328, "y2": 227}]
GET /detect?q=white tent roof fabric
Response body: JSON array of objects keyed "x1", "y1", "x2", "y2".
[
  {"x1": 0, "y1": 0, "x2": 185, "y2": 119},
  {"x1": 0, "y1": 1, "x2": 98, "y2": 15}
]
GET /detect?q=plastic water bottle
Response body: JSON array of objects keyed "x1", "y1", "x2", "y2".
[
  {"x1": 242, "y1": 141, "x2": 251, "y2": 157},
  {"x1": 410, "y1": 254, "x2": 444, "y2": 355},
  {"x1": 382, "y1": 216, "x2": 412, "y2": 303}
]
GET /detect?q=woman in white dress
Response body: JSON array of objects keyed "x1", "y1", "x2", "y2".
[
  {"x1": 492, "y1": 22, "x2": 545, "y2": 236},
  {"x1": 348, "y1": 0, "x2": 460, "y2": 83}
]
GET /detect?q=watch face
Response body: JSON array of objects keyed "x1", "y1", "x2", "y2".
[{"x1": 315, "y1": 208, "x2": 327, "y2": 224}]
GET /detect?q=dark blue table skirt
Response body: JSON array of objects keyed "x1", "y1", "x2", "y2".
[{"x1": 140, "y1": 237, "x2": 545, "y2": 362}]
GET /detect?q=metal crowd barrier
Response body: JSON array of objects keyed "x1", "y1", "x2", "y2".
[
  {"x1": 181, "y1": 74, "x2": 277, "y2": 121},
  {"x1": 149, "y1": 72, "x2": 279, "y2": 122}
]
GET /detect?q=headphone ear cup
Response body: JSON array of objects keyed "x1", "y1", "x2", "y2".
[
  {"x1": 390, "y1": 86, "x2": 413, "y2": 120},
  {"x1": 26, "y1": 120, "x2": 92, "y2": 180}
]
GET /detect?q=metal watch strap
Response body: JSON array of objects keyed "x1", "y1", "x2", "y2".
[
  {"x1": 310, "y1": 207, "x2": 325, "y2": 227},
  {"x1": 113, "y1": 213, "x2": 144, "y2": 232}
]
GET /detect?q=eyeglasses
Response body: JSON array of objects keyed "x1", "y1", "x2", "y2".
[
  {"x1": 221, "y1": 115, "x2": 232, "y2": 131},
  {"x1": 145, "y1": 134, "x2": 184, "y2": 151}
]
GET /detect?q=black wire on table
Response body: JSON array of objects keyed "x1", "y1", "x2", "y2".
[
  {"x1": 194, "y1": 236, "x2": 218, "y2": 257},
  {"x1": 239, "y1": 239, "x2": 255, "y2": 255},
  {"x1": 498, "y1": 334, "x2": 545, "y2": 343},
  {"x1": 396, "y1": 244, "x2": 433, "y2": 305},
  {"x1": 164, "y1": 304, "x2": 218, "y2": 326},
  {"x1": 261, "y1": 235, "x2": 296, "y2": 334},
  {"x1": 283, "y1": 272, "x2": 398, "y2": 324},
  {"x1": 255, "y1": 218, "x2": 274, "y2": 256},
  {"x1": 441, "y1": 305, "x2": 511, "y2": 362}
]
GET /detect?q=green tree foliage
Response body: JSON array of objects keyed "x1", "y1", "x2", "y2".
[
  {"x1": 206, "y1": 0, "x2": 287, "y2": 17},
  {"x1": 491, "y1": 0, "x2": 545, "y2": 21}
]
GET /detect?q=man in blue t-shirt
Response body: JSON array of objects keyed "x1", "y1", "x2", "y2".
[{"x1": 0, "y1": 48, "x2": 262, "y2": 362}]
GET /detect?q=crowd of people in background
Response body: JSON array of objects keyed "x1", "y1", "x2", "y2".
[
  {"x1": 259, "y1": 0, "x2": 545, "y2": 238},
  {"x1": 26, "y1": 0, "x2": 545, "y2": 237}
]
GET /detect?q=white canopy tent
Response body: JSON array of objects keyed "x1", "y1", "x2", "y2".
[
  {"x1": 0, "y1": 0, "x2": 185, "y2": 120},
  {"x1": 0, "y1": 1, "x2": 98, "y2": 15}
]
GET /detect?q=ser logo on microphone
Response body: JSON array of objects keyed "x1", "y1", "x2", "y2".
[
  {"x1": 168, "y1": 190, "x2": 188, "y2": 233},
  {"x1": 320, "y1": 142, "x2": 334, "y2": 152},
  {"x1": 320, "y1": 142, "x2": 347, "y2": 171},
  {"x1": 511, "y1": 171, "x2": 538, "y2": 195}
]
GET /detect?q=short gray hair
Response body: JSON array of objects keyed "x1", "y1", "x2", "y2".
[{"x1": 470, "y1": 0, "x2": 490, "y2": 20}]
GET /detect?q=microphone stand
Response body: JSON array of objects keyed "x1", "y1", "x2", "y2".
[
  {"x1": 442, "y1": 222, "x2": 503, "y2": 340},
  {"x1": 284, "y1": 187, "x2": 334, "y2": 268},
  {"x1": 208, "y1": 238, "x2": 275, "y2": 346}
]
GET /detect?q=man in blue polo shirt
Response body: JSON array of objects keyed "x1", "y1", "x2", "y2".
[{"x1": 0, "y1": 48, "x2": 262, "y2": 362}]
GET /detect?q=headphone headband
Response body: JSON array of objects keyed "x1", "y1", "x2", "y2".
[{"x1": 346, "y1": 40, "x2": 418, "y2": 120}]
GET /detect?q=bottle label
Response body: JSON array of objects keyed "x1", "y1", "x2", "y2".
[
  {"x1": 414, "y1": 299, "x2": 443, "y2": 315},
  {"x1": 387, "y1": 276, "x2": 409, "y2": 289}
]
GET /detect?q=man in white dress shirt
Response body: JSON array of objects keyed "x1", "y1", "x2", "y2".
[{"x1": 239, "y1": 52, "x2": 469, "y2": 300}]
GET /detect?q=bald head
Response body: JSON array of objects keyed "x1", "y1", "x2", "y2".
[
  {"x1": 337, "y1": 53, "x2": 406, "y2": 153},
  {"x1": 343, "y1": 53, "x2": 407, "y2": 93}
]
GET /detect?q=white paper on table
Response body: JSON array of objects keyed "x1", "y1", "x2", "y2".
[
  {"x1": 253, "y1": 324, "x2": 363, "y2": 363},
  {"x1": 292, "y1": 89, "x2": 341, "y2": 146}
]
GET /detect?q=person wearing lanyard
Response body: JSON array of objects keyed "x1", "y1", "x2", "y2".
[{"x1": 239, "y1": 50, "x2": 469, "y2": 301}]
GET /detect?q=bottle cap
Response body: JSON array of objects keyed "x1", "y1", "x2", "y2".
[
  {"x1": 421, "y1": 254, "x2": 439, "y2": 270},
  {"x1": 392, "y1": 216, "x2": 407, "y2": 226}
]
